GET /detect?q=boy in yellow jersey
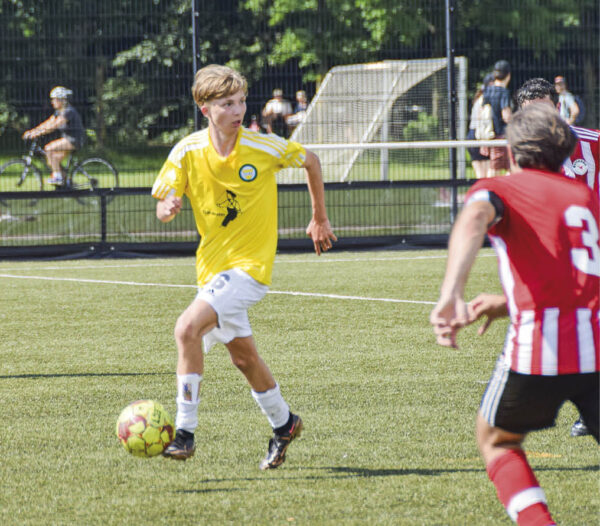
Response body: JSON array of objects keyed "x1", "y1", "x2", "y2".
[{"x1": 152, "y1": 64, "x2": 337, "y2": 469}]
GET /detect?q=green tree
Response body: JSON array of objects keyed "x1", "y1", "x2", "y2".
[{"x1": 244, "y1": 0, "x2": 438, "y2": 83}]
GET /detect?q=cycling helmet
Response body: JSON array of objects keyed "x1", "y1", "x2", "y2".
[{"x1": 49, "y1": 86, "x2": 73, "y2": 100}]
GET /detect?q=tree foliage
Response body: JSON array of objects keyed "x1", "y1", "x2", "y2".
[{"x1": 0, "y1": 0, "x2": 596, "y2": 148}]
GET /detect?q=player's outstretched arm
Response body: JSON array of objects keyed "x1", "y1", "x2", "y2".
[
  {"x1": 467, "y1": 293, "x2": 509, "y2": 335},
  {"x1": 430, "y1": 200, "x2": 495, "y2": 348},
  {"x1": 303, "y1": 149, "x2": 337, "y2": 255},
  {"x1": 156, "y1": 195, "x2": 182, "y2": 223}
]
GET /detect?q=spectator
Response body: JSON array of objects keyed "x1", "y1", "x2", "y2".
[
  {"x1": 467, "y1": 73, "x2": 494, "y2": 178},
  {"x1": 261, "y1": 88, "x2": 292, "y2": 137},
  {"x1": 482, "y1": 60, "x2": 512, "y2": 177},
  {"x1": 22, "y1": 86, "x2": 85, "y2": 185},
  {"x1": 286, "y1": 90, "x2": 309, "y2": 133},
  {"x1": 554, "y1": 75, "x2": 580, "y2": 125},
  {"x1": 430, "y1": 103, "x2": 598, "y2": 526}
]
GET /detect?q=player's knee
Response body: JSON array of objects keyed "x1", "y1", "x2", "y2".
[
  {"x1": 174, "y1": 315, "x2": 200, "y2": 346},
  {"x1": 229, "y1": 351, "x2": 259, "y2": 372}
]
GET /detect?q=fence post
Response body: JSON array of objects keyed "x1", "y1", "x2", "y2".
[
  {"x1": 445, "y1": 0, "x2": 458, "y2": 220},
  {"x1": 191, "y1": 0, "x2": 201, "y2": 131},
  {"x1": 100, "y1": 193, "x2": 107, "y2": 244}
]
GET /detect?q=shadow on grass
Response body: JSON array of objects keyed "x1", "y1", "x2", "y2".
[
  {"x1": 322, "y1": 464, "x2": 599, "y2": 476},
  {"x1": 0, "y1": 372, "x2": 169, "y2": 380},
  {"x1": 185, "y1": 463, "x2": 599, "y2": 490},
  {"x1": 176, "y1": 488, "x2": 245, "y2": 494},
  {"x1": 190, "y1": 466, "x2": 477, "y2": 487}
]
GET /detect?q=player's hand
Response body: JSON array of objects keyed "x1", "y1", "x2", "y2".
[
  {"x1": 306, "y1": 217, "x2": 337, "y2": 255},
  {"x1": 22, "y1": 130, "x2": 33, "y2": 140},
  {"x1": 165, "y1": 196, "x2": 182, "y2": 216},
  {"x1": 430, "y1": 295, "x2": 468, "y2": 349},
  {"x1": 467, "y1": 293, "x2": 508, "y2": 335},
  {"x1": 157, "y1": 196, "x2": 182, "y2": 222}
]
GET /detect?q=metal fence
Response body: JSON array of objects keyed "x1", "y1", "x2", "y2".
[
  {"x1": 0, "y1": 179, "x2": 474, "y2": 258},
  {"x1": 0, "y1": 1, "x2": 598, "y2": 257}
]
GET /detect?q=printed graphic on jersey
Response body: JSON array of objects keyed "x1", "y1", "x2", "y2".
[
  {"x1": 218, "y1": 190, "x2": 242, "y2": 227},
  {"x1": 572, "y1": 159, "x2": 588, "y2": 176},
  {"x1": 239, "y1": 164, "x2": 258, "y2": 182}
]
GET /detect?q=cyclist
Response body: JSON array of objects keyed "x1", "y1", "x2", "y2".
[{"x1": 22, "y1": 86, "x2": 85, "y2": 185}]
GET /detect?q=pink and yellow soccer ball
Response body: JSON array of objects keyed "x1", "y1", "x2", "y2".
[{"x1": 116, "y1": 400, "x2": 175, "y2": 458}]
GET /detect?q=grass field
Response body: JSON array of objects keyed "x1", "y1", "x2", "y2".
[{"x1": 0, "y1": 250, "x2": 597, "y2": 525}]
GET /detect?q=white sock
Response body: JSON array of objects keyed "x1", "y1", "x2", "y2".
[
  {"x1": 251, "y1": 383, "x2": 290, "y2": 429},
  {"x1": 175, "y1": 373, "x2": 202, "y2": 433}
]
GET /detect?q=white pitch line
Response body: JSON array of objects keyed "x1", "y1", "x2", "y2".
[
  {"x1": 269, "y1": 289, "x2": 435, "y2": 304},
  {"x1": 0, "y1": 273, "x2": 194, "y2": 288},
  {"x1": 0, "y1": 273, "x2": 434, "y2": 305}
]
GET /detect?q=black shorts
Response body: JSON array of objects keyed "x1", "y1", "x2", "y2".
[
  {"x1": 480, "y1": 357, "x2": 599, "y2": 441},
  {"x1": 467, "y1": 129, "x2": 489, "y2": 161},
  {"x1": 63, "y1": 134, "x2": 84, "y2": 150}
]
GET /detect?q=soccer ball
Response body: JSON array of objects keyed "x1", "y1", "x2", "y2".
[{"x1": 116, "y1": 400, "x2": 175, "y2": 458}]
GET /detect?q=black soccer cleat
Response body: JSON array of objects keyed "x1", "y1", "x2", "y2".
[
  {"x1": 162, "y1": 429, "x2": 196, "y2": 460},
  {"x1": 570, "y1": 418, "x2": 590, "y2": 437},
  {"x1": 259, "y1": 414, "x2": 303, "y2": 470}
]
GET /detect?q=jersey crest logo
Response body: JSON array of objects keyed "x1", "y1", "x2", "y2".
[
  {"x1": 571, "y1": 159, "x2": 588, "y2": 176},
  {"x1": 239, "y1": 164, "x2": 257, "y2": 182}
]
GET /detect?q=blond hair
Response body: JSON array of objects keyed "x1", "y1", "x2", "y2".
[{"x1": 192, "y1": 64, "x2": 247, "y2": 106}]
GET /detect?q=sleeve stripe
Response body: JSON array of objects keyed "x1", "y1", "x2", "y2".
[
  {"x1": 240, "y1": 136, "x2": 282, "y2": 158},
  {"x1": 168, "y1": 130, "x2": 209, "y2": 167},
  {"x1": 241, "y1": 130, "x2": 287, "y2": 156},
  {"x1": 151, "y1": 181, "x2": 175, "y2": 200}
]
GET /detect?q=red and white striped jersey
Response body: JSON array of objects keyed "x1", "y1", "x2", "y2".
[
  {"x1": 563, "y1": 126, "x2": 600, "y2": 197},
  {"x1": 467, "y1": 168, "x2": 599, "y2": 375}
]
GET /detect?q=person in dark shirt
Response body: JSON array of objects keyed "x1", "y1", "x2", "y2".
[
  {"x1": 482, "y1": 60, "x2": 512, "y2": 177},
  {"x1": 23, "y1": 86, "x2": 85, "y2": 185}
]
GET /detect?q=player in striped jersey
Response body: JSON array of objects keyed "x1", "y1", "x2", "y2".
[
  {"x1": 468, "y1": 77, "x2": 600, "y2": 438},
  {"x1": 153, "y1": 64, "x2": 336, "y2": 468},
  {"x1": 514, "y1": 77, "x2": 599, "y2": 197},
  {"x1": 564, "y1": 125, "x2": 599, "y2": 197},
  {"x1": 430, "y1": 104, "x2": 598, "y2": 526}
]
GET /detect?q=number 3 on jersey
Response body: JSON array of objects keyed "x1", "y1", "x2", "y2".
[{"x1": 565, "y1": 205, "x2": 600, "y2": 277}]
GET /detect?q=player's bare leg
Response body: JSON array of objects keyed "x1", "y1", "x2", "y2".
[
  {"x1": 226, "y1": 335, "x2": 276, "y2": 392},
  {"x1": 476, "y1": 413, "x2": 556, "y2": 525},
  {"x1": 163, "y1": 298, "x2": 217, "y2": 460},
  {"x1": 226, "y1": 336, "x2": 303, "y2": 470}
]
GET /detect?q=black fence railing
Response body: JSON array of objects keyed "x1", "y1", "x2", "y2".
[{"x1": 0, "y1": 180, "x2": 475, "y2": 258}]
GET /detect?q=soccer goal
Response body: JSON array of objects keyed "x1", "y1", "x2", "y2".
[{"x1": 281, "y1": 57, "x2": 468, "y2": 183}]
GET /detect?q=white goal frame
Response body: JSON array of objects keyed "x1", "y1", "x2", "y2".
[{"x1": 283, "y1": 57, "x2": 468, "y2": 183}]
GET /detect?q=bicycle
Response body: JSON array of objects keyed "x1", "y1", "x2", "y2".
[{"x1": 0, "y1": 139, "x2": 118, "y2": 206}]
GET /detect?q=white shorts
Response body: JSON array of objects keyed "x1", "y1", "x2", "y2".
[{"x1": 196, "y1": 269, "x2": 268, "y2": 352}]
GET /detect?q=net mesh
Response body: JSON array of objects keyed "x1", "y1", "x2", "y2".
[{"x1": 281, "y1": 58, "x2": 467, "y2": 183}]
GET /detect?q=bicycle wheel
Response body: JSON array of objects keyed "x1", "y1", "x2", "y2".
[
  {"x1": 0, "y1": 159, "x2": 43, "y2": 206},
  {"x1": 70, "y1": 157, "x2": 119, "y2": 205}
]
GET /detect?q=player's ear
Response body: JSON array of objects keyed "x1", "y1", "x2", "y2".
[{"x1": 200, "y1": 103, "x2": 209, "y2": 117}]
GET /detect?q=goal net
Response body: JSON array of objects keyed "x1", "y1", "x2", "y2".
[{"x1": 281, "y1": 58, "x2": 468, "y2": 183}]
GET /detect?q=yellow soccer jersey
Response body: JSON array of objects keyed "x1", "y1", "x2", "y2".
[{"x1": 152, "y1": 127, "x2": 306, "y2": 286}]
